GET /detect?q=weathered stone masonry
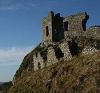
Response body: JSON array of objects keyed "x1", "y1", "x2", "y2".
[
  {"x1": 59, "y1": 42, "x2": 72, "y2": 61},
  {"x1": 33, "y1": 52, "x2": 45, "y2": 70},
  {"x1": 47, "y1": 46, "x2": 58, "y2": 66},
  {"x1": 32, "y1": 11, "x2": 100, "y2": 71}
]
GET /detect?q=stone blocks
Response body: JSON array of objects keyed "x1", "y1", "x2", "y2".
[{"x1": 59, "y1": 42, "x2": 72, "y2": 61}]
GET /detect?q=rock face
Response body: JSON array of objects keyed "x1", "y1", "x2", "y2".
[{"x1": 7, "y1": 11, "x2": 100, "y2": 93}]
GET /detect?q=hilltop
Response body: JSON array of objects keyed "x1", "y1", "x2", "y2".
[{"x1": 8, "y1": 52, "x2": 100, "y2": 93}]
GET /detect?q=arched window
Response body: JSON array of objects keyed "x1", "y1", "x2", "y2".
[{"x1": 46, "y1": 26, "x2": 49, "y2": 36}]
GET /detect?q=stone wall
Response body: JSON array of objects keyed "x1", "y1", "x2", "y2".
[
  {"x1": 47, "y1": 46, "x2": 58, "y2": 66},
  {"x1": 63, "y1": 12, "x2": 89, "y2": 33},
  {"x1": 33, "y1": 52, "x2": 45, "y2": 71},
  {"x1": 42, "y1": 11, "x2": 54, "y2": 42},
  {"x1": 53, "y1": 13, "x2": 64, "y2": 41},
  {"x1": 32, "y1": 41, "x2": 74, "y2": 71},
  {"x1": 42, "y1": 11, "x2": 64, "y2": 43},
  {"x1": 59, "y1": 42, "x2": 72, "y2": 61},
  {"x1": 42, "y1": 17, "x2": 48, "y2": 42}
]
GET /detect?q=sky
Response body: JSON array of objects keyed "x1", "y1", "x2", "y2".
[{"x1": 0, "y1": 0, "x2": 100, "y2": 82}]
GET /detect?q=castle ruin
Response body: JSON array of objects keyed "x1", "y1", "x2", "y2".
[{"x1": 32, "y1": 11, "x2": 100, "y2": 71}]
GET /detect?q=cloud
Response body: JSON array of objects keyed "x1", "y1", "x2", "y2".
[
  {"x1": 0, "y1": 3, "x2": 37, "y2": 11},
  {"x1": 0, "y1": 6, "x2": 16, "y2": 10},
  {"x1": 0, "y1": 0, "x2": 56, "y2": 11},
  {"x1": 0, "y1": 46, "x2": 33, "y2": 66},
  {"x1": 0, "y1": 0, "x2": 38, "y2": 11}
]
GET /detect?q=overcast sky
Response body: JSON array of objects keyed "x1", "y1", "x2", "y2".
[{"x1": 0, "y1": 0, "x2": 100, "y2": 82}]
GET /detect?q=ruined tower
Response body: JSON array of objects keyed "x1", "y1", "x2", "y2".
[
  {"x1": 42, "y1": 11, "x2": 64, "y2": 43},
  {"x1": 42, "y1": 12, "x2": 89, "y2": 43},
  {"x1": 33, "y1": 11, "x2": 100, "y2": 71}
]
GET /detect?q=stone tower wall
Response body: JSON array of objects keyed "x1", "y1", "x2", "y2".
[
  {"x1": 33, "y1": 52, "x2": 45, "y2": 71},
  {"x1": 42, "y1": 11, "x2": 54, "y2": 42},
  {"x1": 59, "y1": 42, "x2": 72, "y2": 61},
  {"x1": 42, "y1": 11, "x2": 64, "y2": 43},
  {"x1": 64, "y1": 13, "x2": 88, "y2": 32},
  {"x1": 42, "y1": 17, "x2": 48, "y2": 42},
  {"x1": 47, "y1": 46, "x2": 58, "y2": 66},
  {"x1": 53, "y1": 13, "x2": 64, "y2": 41}
]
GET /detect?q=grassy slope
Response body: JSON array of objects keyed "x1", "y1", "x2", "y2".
[{"x1": 8, "y1": 52, "x2": 100, "y2": 93}]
